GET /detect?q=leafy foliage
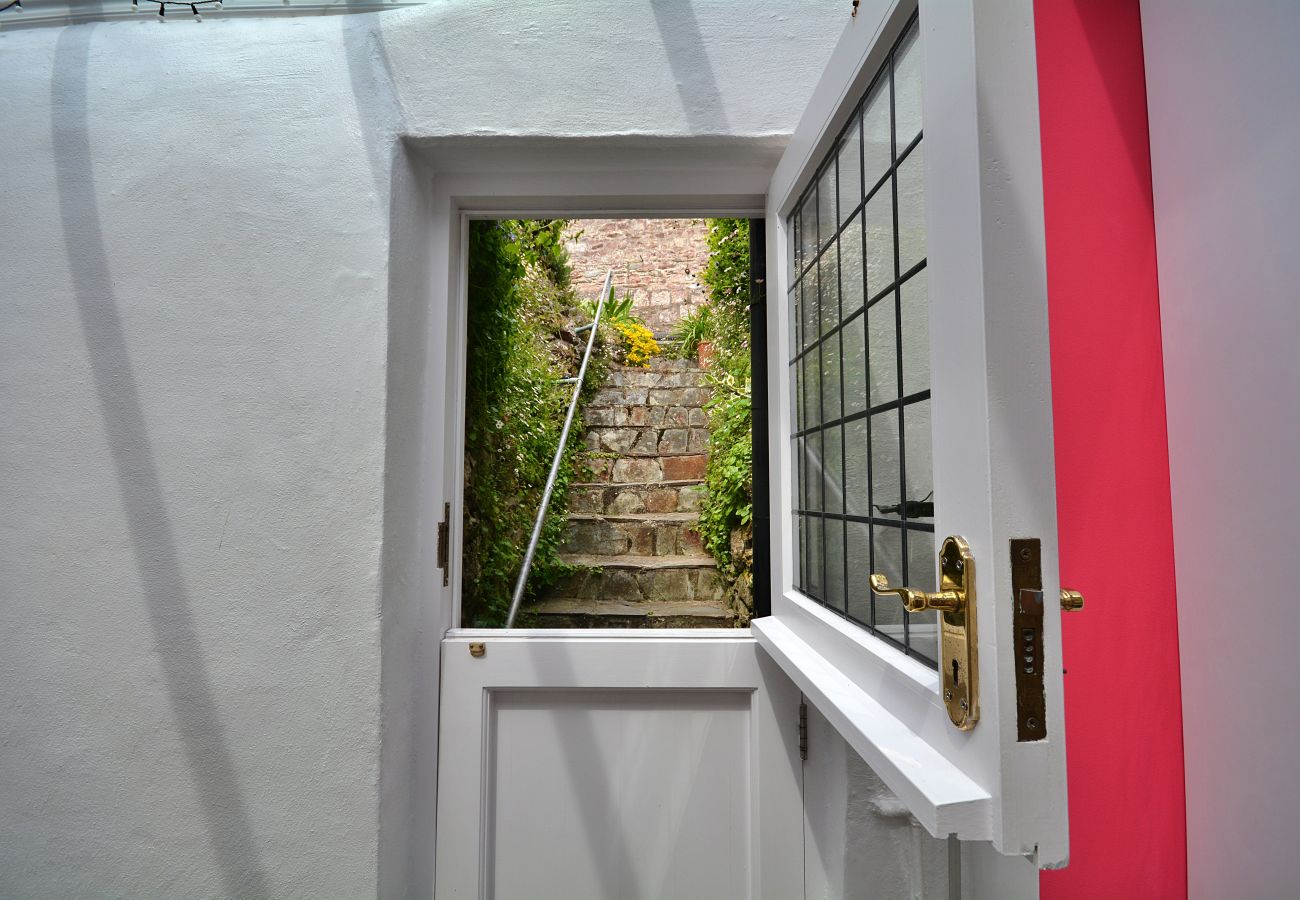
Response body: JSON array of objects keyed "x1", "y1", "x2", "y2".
[
  {"x1": 694, "y1": 219, "x2": 755, "y2": 616},
  {"x1": 462, "y1": 220, "x2": 583, "y2": 627},
  {"x1": 700, "y1": 219, "x2": 751, "y2": 366},
  {"x1": 668, "y1": 305, "x2": 716, "y2": 358},
  {"x1": 697, "y1": 367, "x2": 752, "y2": 571}
]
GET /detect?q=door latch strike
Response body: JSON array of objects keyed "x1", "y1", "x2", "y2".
[
  {"x1": 798, "y1": 701, "x2": 808, "y2": 760},
  {"x1": 437, "y1": 502, "x2": 450, "y2": 587}
]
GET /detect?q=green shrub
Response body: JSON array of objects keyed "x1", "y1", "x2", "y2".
[
  {"x1": 695, "y1": 219, "x2": 754, "y2": 615},
  {"x1": 462, "y1": 220, "x2": 582, "y2": 627}
]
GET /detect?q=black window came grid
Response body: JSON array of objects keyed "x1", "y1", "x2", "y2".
[{"x1": 787, "y1": 16, "x2": 938, "y2": 667}]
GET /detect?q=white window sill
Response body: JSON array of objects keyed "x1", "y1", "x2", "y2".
[{"x1": 751, "y1": 611, "x2": 993, "y2": 840}]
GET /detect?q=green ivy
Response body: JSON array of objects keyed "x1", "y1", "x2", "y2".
[
  {"x1": 462, "y1": 220, "x2": 582, "y2": 627},
  {"x1": 696, "y1": 219, "x2": 754, "y2": 604}
]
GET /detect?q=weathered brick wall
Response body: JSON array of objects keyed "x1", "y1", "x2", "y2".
[{"x1": 566, "y1": 218, "x2": 711, "y2": 336}]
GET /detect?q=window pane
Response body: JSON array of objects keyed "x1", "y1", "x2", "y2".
[
  {"x1": 805, "y1": 429, "x2": 823, "y2": 512},
  {"x1": 806, "y1": 515, "x2": 824, "y2": 600},
  {"x1": 897, "y1": 142, "x2": 927, "y2": 274},
  {"x1": 788, "y1": 287, "x2": 800, "y2": 368},
  {"x1": 867, "y1": 296, "x2": 899, "y2": 407},
  {"x1": 846, "y1": 520, "x2": 872, "y2": 625},
  {"x1": 905, "y1": 529, "x2": 937, "y2": 662},
  {"x1": 837, "y1": 122, "x2": 863, "y2": 225},
  {"x1": 824, "y1": 519, "x2": 846, "y2": 614},
  {"x1": 800, "y1": 190, "x2": 818, "y2": 270},
  {"x1": 788, "y1": 214, "x2": 799, "y2": 287},
  {"x1": 871, "y1": 409, "x2": 901, "y2": 519},
  {"x1": 903, "y1": 399, "x2": 933, "y2": 516},
  {"x1": 821, "y1": 331, "x2": 842, "y2": 424},
  {"x1": 805, "y1": 346, "x2": 821, "y2": 427},
  {"x1": 900, "y1": 270, "x2": 930, "y2": 397},
  {"x1": 818, "y1": 166, "x2": 837, "y2": 250},
  {"x1": 842, "y1": 314, "x2": 867, "y2": 418},
  {"x1": 823, "y1": 424, "x2": 844, "y2": 515},
  {"x1": 873, "y1": 524, "x2": 905, "y2": 639},
  {"x1": 863, "y1": 185, "x2": 895, "y2": 298},
  {"x1": 844, "y1": 417, "x2": 869, "y2": 517},
  {"x1": 801, "y1": 264, "x2": 819, "y2": 352},
  {"x1": 840, "y1": 212, "x2": 865, "y2": 318},
  {"x1": 818, "y1": 239, "x2": 840, "y2": 337},
  {"x1": 791, "y1": 362, "x2": 800, "y2": 430},
  {"x1": 894, "y1": 22, "x2": 923, "y2": 150},
  {"x1": 862, "y1": 78, "x2": 891, "y2": 190}
]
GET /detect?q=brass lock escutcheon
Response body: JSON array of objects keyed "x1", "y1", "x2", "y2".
[{"x1": 870, "y1": 535, "x2": 979, "y2": 730}]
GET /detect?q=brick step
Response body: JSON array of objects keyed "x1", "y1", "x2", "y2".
[
  {"x1": 605, "y1": 368, "x2": 710, "y2": 388},
  {"x1": 527, "y1": 598, "x2": 736, "y2": 628},
  {"x1": 563, "y1": 512, "x2": 705, "y2": 558},
  {"x1": 581, "y1": 453, "x2": 708, "y2": 484},
  {"x1": 555, "y1": 554, "x2": 723, "y2": 604},
  {"x1": 589, "y1": 386, "x2": 712, "y2": 410},
  {"x1": 582, "y1": 425, "x2": 709, "y2": 457},
  {"x1": 569, "y1": 480, "x2": 705, "y2": 515}
]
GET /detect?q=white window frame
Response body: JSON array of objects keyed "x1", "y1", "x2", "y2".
[{"x1": 752, "y1": 0, "x2": 1069, "y2": 864}]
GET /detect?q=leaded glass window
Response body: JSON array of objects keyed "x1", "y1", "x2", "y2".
[{"x1": 788, "y1": 17, "x2": 937, "y2": 665}]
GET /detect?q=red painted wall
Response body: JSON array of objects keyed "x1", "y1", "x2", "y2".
[{"x1": 1033, "y1": 2, "x2": 1187, "y2": 896}]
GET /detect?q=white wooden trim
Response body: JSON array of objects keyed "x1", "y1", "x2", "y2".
[
  {"x1": 752, "y1": 617, "x2": 992, "y2": 839},
  {"x1": 761, "y1": 0, "x2": 1068, "y2": 865}
]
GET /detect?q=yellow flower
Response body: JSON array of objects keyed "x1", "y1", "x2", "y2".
[{"x1": 615, "y1": 322, "x2": 661, "y2": 368}]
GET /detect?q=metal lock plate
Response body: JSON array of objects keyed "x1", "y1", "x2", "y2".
[{"x1": 1011, "y1": 539, "x2": 1047, "y2": 741}]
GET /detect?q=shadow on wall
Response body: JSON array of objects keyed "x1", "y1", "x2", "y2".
[{"x1": 51, "y1": 23, "x2": 271, "y2": 898}]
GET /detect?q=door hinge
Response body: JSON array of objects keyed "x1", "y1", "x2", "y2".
[
  {"x1": 798, "y1": 701, "x2": 808, "y2": 761},
  {"x1": 437, "y1": 502, "x2": 450, "y2": 587}
]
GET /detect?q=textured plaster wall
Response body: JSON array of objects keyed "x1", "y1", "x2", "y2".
[
  {"x1": 0, "y1": 3, "x2": 849, "y2": 897},
  {"x1": 566, "y1": 218, "x2": 712, "y2": 335},
  {"x1": 1140, "y1": 2, "x2": 1300, "y2": 896}
]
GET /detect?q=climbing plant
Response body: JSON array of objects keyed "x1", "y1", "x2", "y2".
[
  {"x1": 695, "y1": 219, "x2": 755, "y2": 618},
  {"x1": 461, "y1": 219, "x2": 584, "y2": 627}
]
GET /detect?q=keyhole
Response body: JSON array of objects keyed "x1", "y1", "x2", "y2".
[{"x1": 951, "y1": 659, "x2": 960, "y2": 687}]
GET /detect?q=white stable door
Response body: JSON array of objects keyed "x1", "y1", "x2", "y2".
[
  {"x1": 434, "y1": 0, "x2": 1069, "y2": 896},
  {"x1": 434, "y1": 632, "x2": 802, "y2": 899}
]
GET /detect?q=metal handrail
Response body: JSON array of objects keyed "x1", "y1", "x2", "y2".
[{"x1": 505, "y1": 268, "x2": 614, "y2": 628}]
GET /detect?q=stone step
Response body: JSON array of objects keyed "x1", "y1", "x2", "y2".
[
  {"x1": 589, "y1": 385, "x2": 712, "y2": 410},
  {"x1": 563, "y1": 512, "x2": 705, "y2": 558},
  {"x1": 606, "y1": 368, "x2": 710, "y2": 388},
  {"x1": 569, "y1": 480, "x2": 705, "y2": 515},
  {"x1": 582, "y1": 425, "x2": 709, "y2": 457},
  {"x1": 527, "y1": 598, "x2": 736, "y2": 628},
  {"x1": 556, "y1": 554, "x2": 724, "y2": 604},
  {"x1": 584, "y1": 404, "x2": 708, "y2": 428},
  {"x1": 581, "y1": 453, "x2": 708, "y2": 484}
]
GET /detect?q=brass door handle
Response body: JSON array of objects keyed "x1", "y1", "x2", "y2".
[
  {"x1": 1060, "y1": 589, "x2": 1084, "y2": 611},
  {"x1": 869, "y1": 536, "x2": 978, "y2": 731},
  {"x1": 868, "y1": 574, "x2": 962, "y2": 613}
]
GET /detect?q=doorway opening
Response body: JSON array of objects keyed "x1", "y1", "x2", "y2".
[{"x1": 459, "y1": 216, "x2": 764, "y2": 629}]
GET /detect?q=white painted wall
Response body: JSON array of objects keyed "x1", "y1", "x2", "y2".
[
  {"x1": 1140, "y1": 3, "x2": 1300, "y2": 897},
  {"x1": 0, "y1": 3, "x2": 849, "y2": 896}
]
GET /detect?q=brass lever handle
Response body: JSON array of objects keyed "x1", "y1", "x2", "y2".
[
  {"x1": 868, "y1": 573, "x2": 963, "y2": 613},
  {"x1": 1059, "y1": 589, "x2": 1084, "y2": 611}
]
